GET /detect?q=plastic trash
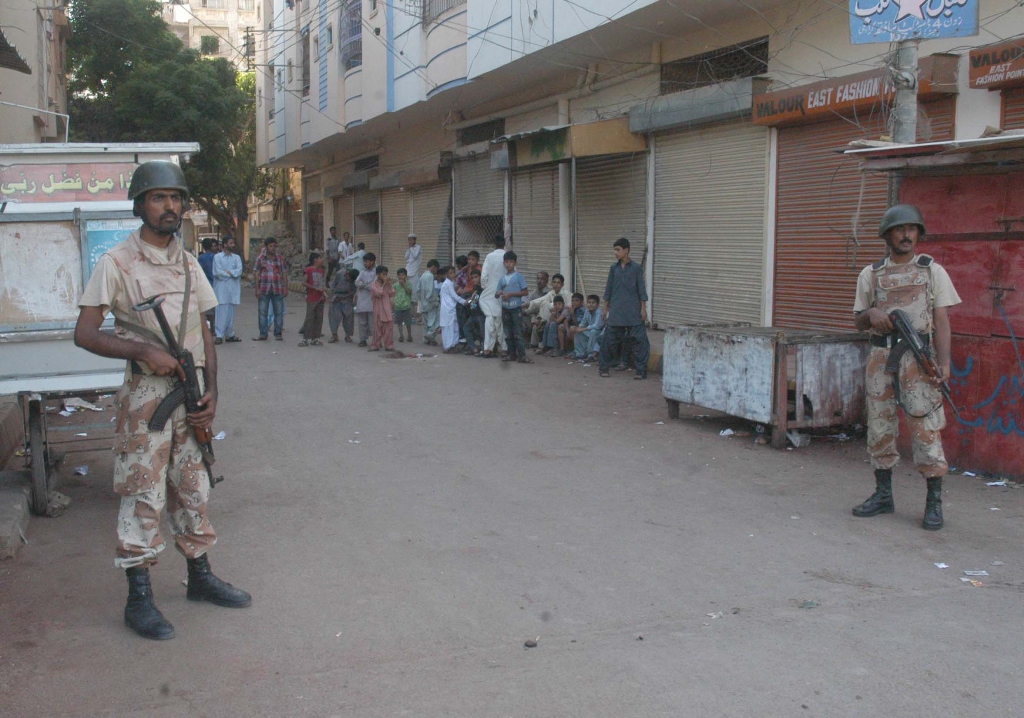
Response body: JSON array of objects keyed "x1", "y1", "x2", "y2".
[
  {"x1": 787, "y1": 430, "x2": 811, "y2": 448},
  {"x1": 719, "y1": 428, "x2": 735, "y2": 437},
  {"x1": 213, "y1": 431, "x2": 227, "y2": 441},
  {"x1": 73, "y1": 466, "x2": 89, "y2": 476},
  {"x1": 934, "y1": 562, "x2": 949, "y2": 569}
]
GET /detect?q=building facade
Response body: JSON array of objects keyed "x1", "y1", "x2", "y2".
[
  {"x1": 0, "y1": 0, "x2": 71, "y2": 143},
  {"x1": 161, "y1": 0, "x2": 260, "y2": 70}
]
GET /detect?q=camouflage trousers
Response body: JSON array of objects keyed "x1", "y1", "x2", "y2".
[
  {"x1": 112, "y1": 373, "x2": 217, "y2": 569},
  {"x1": 866, "y1": 346, "x2": 948, "y2": 478}
]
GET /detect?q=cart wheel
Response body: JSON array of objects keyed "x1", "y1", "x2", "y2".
[
  {"x1": 28, "y1": 399, "x2": 48, "y2": 516},
  {"x1": 666, "y1": 399, "x2": 680, "y2": 420}
]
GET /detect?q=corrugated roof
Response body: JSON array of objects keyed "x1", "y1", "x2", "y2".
[{"x1": 0, "y1": 27, "x2": 32, "y2": 75}]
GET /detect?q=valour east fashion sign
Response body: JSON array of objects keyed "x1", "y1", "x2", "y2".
[
  {"x1": 969, "y1": 40, "x2": 1024, "y2": 90},
  {"x1": 752, "y1": 55, "x2": 959, "y2": 126},
  {"x1": 849, "y1": 0, "x2": 979, "y2": 44}
]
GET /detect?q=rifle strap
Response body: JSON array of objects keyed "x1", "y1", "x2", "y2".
[
  {"x1": 115, "y1": 318, "x2": 168, "y2": 349},
  {"x1": 178, "y1": 239, "x2": 192, "y2": 348}
]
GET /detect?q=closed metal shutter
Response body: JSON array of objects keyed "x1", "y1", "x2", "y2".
[
  {"x1": 379, "y1": 188, "x2": 410, "y2": 274},
  {"x1": 574, "y1": 153, "x2": 647, "y2": 299},
  {"x1": 653, "y1": 122, "x2": 768, "y2": 327},
  {"x1": 454, "y1": 156, "x2": 503, "y2": 217},
  {"x1": 412, "y1": 183, "x2": 452, "y2": 267},
  {"x1": 512, "y1": 165, "x2": 561, "y2": 291},
  {"x1": 333, "y1": 195, "x2": 353, "y2": 236},
  {"x1": 1003, "y1": 88, "x2": 1024, "y2": 130},
  {"x1": 352, "y1": 189, "x2": 380, "y2": 255},
  {"x1": 773, "y1": 99, "x2": 955, "y2": 331}
]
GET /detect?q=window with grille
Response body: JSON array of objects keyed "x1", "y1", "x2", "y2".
[
  {"x1": 301, "y1": 30, "x2": 310, "y2": 96},
  {"x1": 339, "y1": 0, "x2": 361, "y2": 71},
  {"x1": 238, "y1": 0, "x2": 254, "y2": 10},
  {"x1": 457, "y1": 118, "x2": 504, "y2": 146},
  {"x1": 354, "y1": 155, "x2": 379, "y2": 171},
  {"x1": 423, "y1": 0, "x2": 464, "y2": 25},
  {"x1": 202, "y1": 0, "x2": 226, "y2": 8},
  {"x1": 660, "y1": 36, "x2": 769, "y2": 95}
]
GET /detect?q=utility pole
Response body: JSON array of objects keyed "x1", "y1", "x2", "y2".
[{"x1": 892, "y1": 39, "x2": 919, "y2": 144}]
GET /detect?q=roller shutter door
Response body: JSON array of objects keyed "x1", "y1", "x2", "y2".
[
  {"x1": 352, "y1": 190, "x2": 380, "y2": 255},
  {"x1": 653, "y1": 122, "x2": 768, "y2": 327},
  {"x1": 773, "y1": 98, "x2": 955, "y2": 331},
  {"x1": 412, "y1": 183, "x2": 452, "y2": 267},
  {"x1": 454, "y1": 155, "x2": 503, "y2": 217},
  {"x1": 1003, "y1": 88, "x2": 1024, "y2": 130},
  {"x1": 574, "y1": 153, "x2": 647, "y2": 299},
  {"x1": 512, "y1": 165, "x2": 561, "y2": 292},
  {"x1": 333, "y1": 195, "x2": 353, "y2": 237},
  {"x1": 380, "y1": 188, "x2": 410, "y2": 274}
]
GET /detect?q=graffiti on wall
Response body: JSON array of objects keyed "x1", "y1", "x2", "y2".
[{"x1": 950, "y1": 355, "x2": 1024, "y2": 437}]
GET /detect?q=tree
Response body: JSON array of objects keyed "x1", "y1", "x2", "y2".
[{"x1": 67, "y1": 0, "x2": 269, "y2": 234}]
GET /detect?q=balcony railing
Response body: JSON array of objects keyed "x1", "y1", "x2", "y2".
[
  {"x1": 423, "y1": 0, "x2": 463, "y2": 25},
  {"x1": 340, "y1": 0, "x2": 362, "y2": 71}
]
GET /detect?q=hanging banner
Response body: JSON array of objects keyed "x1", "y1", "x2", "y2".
[
  {"x1": 0, "y1": 163, "x2": 136, "y2": 203},
  {"x1": 850, "y1": 0, "x2": 979, "y2": 45}
]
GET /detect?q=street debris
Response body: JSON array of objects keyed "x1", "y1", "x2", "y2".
[
  {"x1": 986, "y1": 481, "x2": 1007, "y2": 487},
  {"x1": 64, "y1": 397, "x2": 102, "y2": 412},
  {"x1": 348, "y1": 440, "x2": 361, "y2": 444},
  {"x1": 655, "y1": 421, "x2": 664, "y2": 425},
  {"x1": 963, "y1": 471, "x2": 977, "y2": 477},
  {"x1": 74, "y1": 432, "x2": 88, "y2": 437},
  {"x1": 934, "y1": 563, "x2": 949, "y2": 569},
  {"x1": 960, "y1": 578, "x2": 984, "y2": 587},
  {"x1": 719, "y1": 429, "x2": 735, "y2": 437},
  {"x1": 18, "y1": 527, "x2": 29, "y2": 545},
  {"x1": 636, "y1": 635, "x2": 644, "y2": 641},
  {"x1": 790, "y1": 516, "x2": 801, "y2": 520},
  {"x1": 706, "y1": 611, "x2": 724, "y2": 619},
  {"x1": 799, "y1": 600, "x2": 818, "y2": 609},
  {"x1": 58, "y1": 411, "x2": 74, "y2": 417},
  {"x1": 787, "y1": 431, "x2": 811, "y2": 448},
  {"x1": 335, "y1": 632, "x2": 342, "y2": 638},
  {"x1": 991, "y1": 507, "x2": 1001, "y2": 511},
  {"x1": 213, "y1": 431, "x2": 227, "y2": 441},
  {"x1": 46, "y1": 490, "x2": 72, "y2": 518},
  {"x1": 991, "y1": 561, "x2": 1004, "y2": 566},
  {"x1": 73, "y1": 466, "x2": 89, "y2": 476},
  {"x1": 964, "y1": 570, "x2": 989, "y2": 577},
  {"x1": 524, "y1": 637, "x2": 539, "y2": 648}
]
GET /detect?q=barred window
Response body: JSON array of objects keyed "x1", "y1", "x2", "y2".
[
  {"x1": 339, "y1": 0, "x2": 361, "y2": 71},
  {"x1": 660, "y1": 37, "x2": 769, "y2": 95},
  {"x1": 423, "y1": 0, "x2": 464, "y2": 25}
]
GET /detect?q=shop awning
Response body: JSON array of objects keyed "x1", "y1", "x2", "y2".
[
  {"x1": 844, "y1": 130, "x2": 1024, "y2": 172},
  {"x1": 0, "y1": 28, "x2": 31, "y2": 75},
  {"x1": 494, "y1": 118, "x2": 646, "y2": 168}
]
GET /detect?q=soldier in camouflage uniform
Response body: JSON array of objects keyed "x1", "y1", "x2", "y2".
[
  {"x1": 75, "y1": 161, "x2": 251, "y2": 640},
  {"x1": 852, "y1": 204, "x2": 961, "y2": 530}
]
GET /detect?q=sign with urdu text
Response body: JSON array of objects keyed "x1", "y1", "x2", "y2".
[{"x1": 849, "y1": 0, "x2": 978, "y2": 45}]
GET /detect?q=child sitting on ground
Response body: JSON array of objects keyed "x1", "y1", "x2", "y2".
[
  {"x1": 570, "y1": 294, "x2": 604, "y2": 362},
  {"x1": 537, "y1": 295, "x2": 573, "y2": 357},
  {"x1": 463, "y1": 269, "x2": 485, "y2": 355},
  {"x1": 394, "y1": 268, "x2": 414, "y2": 343},
  {"x1": 368, "y1": 265, "x2": 396, "y2": 351}
]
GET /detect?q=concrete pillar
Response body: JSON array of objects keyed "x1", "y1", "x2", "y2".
[{"x1": 558, "y1": 98, "x2": 571, "y2": 282}]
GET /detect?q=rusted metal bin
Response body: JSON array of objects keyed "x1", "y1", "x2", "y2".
[{"x1": 662, "y1": 325, "x2": 869, "y2": 447}]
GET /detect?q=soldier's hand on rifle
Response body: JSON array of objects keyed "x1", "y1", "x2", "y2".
[
  {"x1": 865, "y1": 307, "x2": 894, "y2": 334},
  {"x1": 188, "y1": 390, "x2": 217, "y2": 429},
  {"x1": 142, "y1": 346, "x2": 186, "y2": 381}
]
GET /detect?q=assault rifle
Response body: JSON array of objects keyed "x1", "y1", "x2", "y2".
[
  {"x1": 886, "y1": 308, "x2": 962, "y2": 420},
  {"x1": 132, "y1": 295, "x2": 223, "y2": 486}
]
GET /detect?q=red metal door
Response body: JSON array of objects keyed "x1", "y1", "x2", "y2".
[{"x1": 1002, "y1": 88, "x2": 1024, "y2": 130}]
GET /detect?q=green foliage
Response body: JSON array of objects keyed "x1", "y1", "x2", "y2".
[
  {"x1": 67, "y1": 0, "x2": 268, "y2": 232},
  {"x1": 200, "y1": 35, "x2": 219, "y2": 55}
]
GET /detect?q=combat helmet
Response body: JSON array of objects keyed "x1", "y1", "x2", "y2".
[
  {"x1": 128, "y1": 160, "x2": 189, "y2": 202},
  {"x1": 878, "y1": 204, "x2": 925, "y2": 237}
]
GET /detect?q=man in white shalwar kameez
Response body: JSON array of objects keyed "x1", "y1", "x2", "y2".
[
  {"x1": 213, "y1": 236, "x2": 243, "y2": 343},
  {"x1": 480, "y1": 235, "x2": 507, "y2": 357}
]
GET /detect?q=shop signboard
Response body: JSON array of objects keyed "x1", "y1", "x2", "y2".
[{"x1": 850, "y1": 0, "x2": 978, "y2": 45}]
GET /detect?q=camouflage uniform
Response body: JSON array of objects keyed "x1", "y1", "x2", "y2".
[
  {"x1": 854, "y1": 255, "x2": 960, "y2": 478},
  {"x1": 78, "y1": 231, "x2": 219, "y2": 568}
]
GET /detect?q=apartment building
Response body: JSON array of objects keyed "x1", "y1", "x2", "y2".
[
  {"x1": 161, "y1": 0, "x2": 259, "y2": 69},
  {"x1": 0, "y1": 0, "x2": 71, "y2": 143},
  {"x1": 255, "y1": 0, "x2": 1024, "y2": 330}
]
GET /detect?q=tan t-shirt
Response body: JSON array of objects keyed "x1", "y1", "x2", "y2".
[
  {"x1": 79, "y1": 231, "x2": 217, "y2": 367},
  {"x1": 853, "y1": 255, "x2": 961, "y2": 334}
]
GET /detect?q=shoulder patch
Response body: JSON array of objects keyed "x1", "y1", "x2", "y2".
[
  {"x1": 871, "y1": 256, "x2": 888, "y2": 270},
  {"x1": 916, "y1": 254, "x2": 934, "y2": 267}
]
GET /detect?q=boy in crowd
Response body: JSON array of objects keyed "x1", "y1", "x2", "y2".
[
  {"x1": 369, "y1": 265, "x2": 396, "y2": 351},
  {"x1": 198, "y1": 237, "x2": 219, "y2": 332},
  {"x1": 439, "y1": 265, "x2": 467, "y2": 353},
  {"x1": 394, "y1": 268, "x2": 415, "y2": 342},
  {"x1": 526, "y1": 273, "x2": 565, "y2": 347},
  {"x1": 463, "y1": 269, "x2": 485, "y2": 355},
  {"x1": 571, "y1": 294, "x2": 604, "y2": 362},
  {"x1": 299, "y1": 251, "x2": 327, "y2": 347},
  {"x1": 416, "y1": 259, "x2": 441, "y2": 346},
  {"x1": 354, "y1": 252, "x2": 377, "y2": 347},
  {"x1": 328, "y1": 268, "x2": 358, "y2": 343},
  {"x1": 538, "y1": 295, "x2": 574, "y2": 356},
  {"x1": 496, "y1": 251, "x2": 532, "y2": 363},
  {"x1": 454, "y1": 255, "x2": 471, "y2": 341}
]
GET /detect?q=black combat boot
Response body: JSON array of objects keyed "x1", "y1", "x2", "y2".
[
  {"x1": 124, "y1": 566, "x2": 175, "y2": 640},
  {"x1": 186, "y1": 554, "x2": 252, "y2": 608},
  {"x1": 852, "y1": 469, "x2": 895, "y2": 517},
  {"x1": 922, "y1": 477, "x2": 944, "y2": 531}
]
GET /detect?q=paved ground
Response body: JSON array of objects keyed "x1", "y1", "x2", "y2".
[{"x1": 2, "y1": 295, "x2": 1023, "y2": 718}]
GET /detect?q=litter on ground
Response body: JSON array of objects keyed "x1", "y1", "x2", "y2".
[{"x1": 73, "y1": 466, "x2": 89, "y2": 476}]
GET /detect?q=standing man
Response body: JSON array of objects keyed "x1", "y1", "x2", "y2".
[
  {"x1": 73, "y1": 160, "x2": 250, "y2": 641},
  {"x1": 339, "y1": 230, "x2": 354, "y2": 264},
  {"x1": 212, "y1": 236, "x2": 243, "y2": 344},
  {"x1": 851, "y1": 204, "x2": 961, "y2": 531},
  {"x1": 326, "y1": 226, "x2": 341, "y2": 282},
  {"x1": 599, "y1": 237, "x2": 650, "y2": 380},
  {"x1": 479, "y1": 235, "x2": 507, "y2": 358},
  {"x1": 405, "y1": 233, "x2": 423, "y2": 281},
  {"x1": 197, "y1": 237, "x2": 218, "y2": 333},
  {"x1": 253, "y1": 236, "x2": 289, "y2": 341}
]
